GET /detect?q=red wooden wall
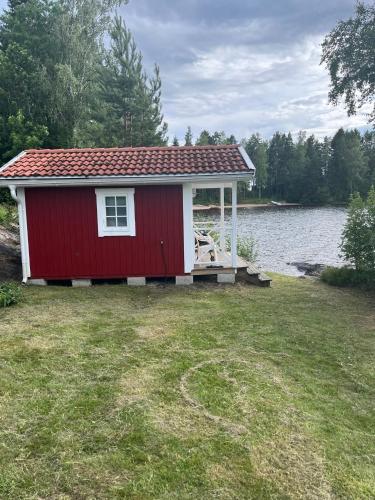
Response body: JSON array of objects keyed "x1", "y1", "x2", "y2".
[{"x1": 25, "y1": 185, "x2": 185, "y2": 279}]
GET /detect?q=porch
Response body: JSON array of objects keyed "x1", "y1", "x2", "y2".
[
  {"x1": 183, "y1": 181, "x2": 241, "y2": 276},
  {"x1": 182, "y1": 180, "x2": 271, "y2": 286}
]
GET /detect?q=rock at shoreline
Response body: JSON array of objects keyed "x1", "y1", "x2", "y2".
[{"x1": 288, "y1": 262, "x2": 327, "y2": 277}]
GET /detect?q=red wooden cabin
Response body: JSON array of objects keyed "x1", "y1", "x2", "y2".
[{"x1": 0, "y1": 145, "x2": 255, "y2": 286}]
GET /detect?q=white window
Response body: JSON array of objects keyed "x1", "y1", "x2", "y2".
[{"x1": 95, "y1": 188, "x2": 136, "y2": 237}]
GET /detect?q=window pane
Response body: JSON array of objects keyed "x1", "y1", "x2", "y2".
[
  {"x1": 117, "y1": 217, "x2": 128, "y2": 227},
  {"x1": 106, "y1": 217, "x2": 117, "y2": 227},
  {"x1": 116, "y1": 196, "x2": 127, "y2": 206},
  {"x1": 106, "y1": 207, "x2": 116, "y2": 216},
  {"x1": 117, "y1": 206, "x2": 127, "y2": 216},
  {"x1": 105, "y1": 196, "x2": 116, "y2": 207}
]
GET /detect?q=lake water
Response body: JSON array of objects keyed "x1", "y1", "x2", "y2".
[{"x1": 199, "y1": 206, "x2": 348, "y2": 276}]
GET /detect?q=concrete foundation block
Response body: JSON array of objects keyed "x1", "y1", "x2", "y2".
[
  {"x1": 72, "y1": 279, "x2": 92, "y2": 288},
  {"x1": 127, "y1": 277, "x2": 146, "y2": 286},
  {"x1": 27, "y1": 279, "x2": 47, "y2": 286},
  {"x1": 176, "y1": 275, "x2": 194, "y2": 285},
  {"x1": 217, "y1": 273, "x2": 236, "y2": 284}
]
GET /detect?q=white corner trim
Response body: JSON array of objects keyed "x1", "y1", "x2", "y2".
[
  {"x1": 231, "y1": 181, "x2": 238, "y2": 269},
  {"x1": 239, "y1": 146, "x2": 256, "y2": 174},
  {"x1": 0, "y1": 151, "x2": 27, "y2": 174},
  {"x1": 95, "y1": 187, "x2": 136, "y2": 237},
  {"x1": 183, "y1": 183, "x2": 194, "y2": 274},
  {"x1": 9, "y1": 185, "x2": 30, "y2": 282}
]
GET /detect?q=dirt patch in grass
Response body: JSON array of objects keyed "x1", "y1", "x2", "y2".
[
  {"x1": 116, "y1": 365, "x2": 160, "y2": 406},
  {"x1": 252, "y1": 427, "x2": 332, "y2": 499}
]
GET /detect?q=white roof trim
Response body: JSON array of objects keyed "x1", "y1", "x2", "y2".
[
  {"x1": 0, "y1": 150, "x2": 27, "y2": 174},
  {"x1": 238, "y1": 146, "x2": 256, "y2": 173},
  {"x1": 0, "y1": 171, "x2": 253, "y2": 188}
]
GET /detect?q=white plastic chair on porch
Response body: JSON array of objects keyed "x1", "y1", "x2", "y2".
[{"x1": 194, "y1": 228, "x2": 218, "y2": 264}]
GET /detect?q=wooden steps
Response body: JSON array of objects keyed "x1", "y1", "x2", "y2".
[
  {"x1": 192, "y1": 256, "x2": 272, "y2": 287},
  {"x1": 237, "y1": 262, "x2": 272, "y2": 287}
]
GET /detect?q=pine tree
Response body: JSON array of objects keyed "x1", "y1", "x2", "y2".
[
  {"x1": 244, "y1": 134, "x2": 268, "y2": 198},
  {"x1": 172, "y1": 136, "x2": 179, "y2": 146},
  {"x1": 267, "y1": 132, "x2": 293, "y2": 200},
  {"x1": 184, "y1": 126, "x2": 193, "y2": 146},
  {"x1": 301, "y1": 136, "x2": 329, "y2": 204},
  {"x1": 328, "y1": 129, "x2": 367, "y2": 202},
  {"x1": 195, "y1": 130, "x2": 211, "y2": 146},
  {"x1": 100, "y1": 16, "x2": 168, "y2": 147}
]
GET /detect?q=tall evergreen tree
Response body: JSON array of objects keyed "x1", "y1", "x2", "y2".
[
  {"x1": 195, "y1": 130, "x2": 211, "y2": 146},
  {"x1": 327, "y1": 129, "x2": 367, "y2": 202},
  {"x1": 99, "y1": 16, "x2": 167, "y2": 147},
  {"x1": 301, "y1": 136, "x2": 329, "y2": 204},
  {"x1": 244, "y1": 134, "x2": 268, "y2": 198},
  {"x1": 184, "y1": 126, "x2": 193, "y2": 146},
  {"x1": 267, "y1": 132, "x2": 294, "y2": 199}
]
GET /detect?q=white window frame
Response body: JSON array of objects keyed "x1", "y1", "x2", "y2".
[{"x1": 95, "y1": 188, "x2": 136, "y2": 237}]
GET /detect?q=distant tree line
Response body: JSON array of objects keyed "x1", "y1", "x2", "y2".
[{"x1": 174, "y1": 128, "x2": 375, "y2": 205}]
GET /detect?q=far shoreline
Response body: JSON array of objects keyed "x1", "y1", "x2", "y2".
[
  {"x1": 194, "y1": 202, "x2": 302, "y2": 210},
  {"x1": 193, "y1": 202, "x2": 348, "y2": 211}
]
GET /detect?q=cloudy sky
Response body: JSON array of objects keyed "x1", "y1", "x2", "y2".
[
  {"x1": 0, "y1": 0, "x2": 371, "y2": 142},
  {"x1": 117, "y1": 0, "x2": 371, "y2": 142}
]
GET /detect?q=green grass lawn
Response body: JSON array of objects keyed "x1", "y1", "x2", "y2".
[{"x1": 0, "y1": 276, "x2": 374, "y2": 499}]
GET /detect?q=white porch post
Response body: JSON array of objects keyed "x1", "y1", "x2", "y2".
[
  {"x1": 220, "y1": 186, "x2": 225, "y2": 252},
  {"x1": 183, "y1": 183, "x2": 194, "y2": 273},
  {"x1": 231, "y1": 181, "x2": 238, "y2": 268}
]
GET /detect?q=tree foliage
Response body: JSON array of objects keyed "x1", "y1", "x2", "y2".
[
  {"x1": 5, "y1": 110, "x2": 48, "y2": 159},
  {"x1": 184, "y1": 126, "x2": 193, "y2": 146},
  {"x1": 99, "y1": 16, "x2": 167, "y2": 147},
  {"x1": 243, "y1": 134, "x2": 267, "y2": 198},
  {"x1": 321, "y1": 2, "x2": 375, "y2": 124},
  {"x1": 0, "y1": 0, "x2": 166, "y2": 158},
  {"x1": 340, "y1": 187, "x2": 375, "y2": 271}
]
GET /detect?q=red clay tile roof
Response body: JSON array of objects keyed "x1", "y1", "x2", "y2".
[{"x1": 0, "y1": 145, "x2": 254, "y2": 179}]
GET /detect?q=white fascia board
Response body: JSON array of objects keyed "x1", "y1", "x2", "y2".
[
  {"x1": 0, "y1": 151, "x2": 27, "y2": 174},
  {"x1": 191, "y1": 182, "x2": 233, "y2": 189},
  {"x1": 0, "y1": 172, "x2": 252, "y2": 188},
  {"x1": 238, "y1": 146, "x2": 256, "y2": 174}
]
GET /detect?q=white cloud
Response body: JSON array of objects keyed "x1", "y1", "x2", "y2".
[{"x1": 158, "y1": 33, "x2": 370, "y2": 141}]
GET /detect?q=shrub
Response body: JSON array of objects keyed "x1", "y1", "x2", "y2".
[
  {"x1": 340, "y1": 187, "x2": 375, "y2": 272},
  {"x1": 0, "y1": 204, "x2": 17, "y2": 227},
  {"x1": 236, "y1": 235, "x2": 258, "y2": 263},
  {"x1": 0, "y1": 282, "x2": 22, "y2": 307},
  {"x1": 223, "y1": 234, "x2": 258, "y2": 263},
  {"x1": 321, "y1": 267, "x2": 375, "y2": 290}
]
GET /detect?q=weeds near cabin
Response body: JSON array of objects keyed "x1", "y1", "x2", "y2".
[
  {"x1": 0, "y1": 282, "x2": 21, "y2": 307},
  {"x1": 0, "y1": 204, "x2": 17, "y2": 228},
  {"x1": 0, "y1": 277, "x2": 374, "y2": 498},
  {"x1": 236, "y1": 235, "x2": 258, "y2": 262}
]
